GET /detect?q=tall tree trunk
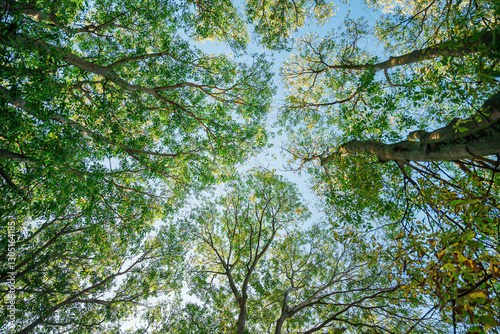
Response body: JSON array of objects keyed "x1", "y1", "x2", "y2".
[
  {"x1": 322, "y1": 91, "x2": 500, "y2": 163},
  {"x1": 275, "y1": 315, "x2": 287, "y2": 334},
  {"x1": 236, "y1": 296, "x2": 247, "y2": 334},
  {"x1": 274, "y1": 286, "x2": 298, "y2": 334}
]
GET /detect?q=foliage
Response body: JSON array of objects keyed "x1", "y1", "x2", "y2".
[
  {"x1": 1, "y1": 217, "x2": 187, "y2": 333},
  {"x1": 2, "y1": 0, "x2": 500, "y2": 333},
  {"x1": 392, "y1": 159, "x2": 500, "y2": 333},
  {"x1": 0, "y1": 0, "x2": 272, "y2": 332},
  {"x1": 182, "y1": 170, "x2": 438, "y2": 334},
  {"x1": 245, "y1": 0, "x2": 337, "y2": 50},
  {"x1": 187, "y1": 170, "x2": 309, "y2": 333},
  {"x1": 280, "y1": 0, "x2": 500, "y2": 332}
]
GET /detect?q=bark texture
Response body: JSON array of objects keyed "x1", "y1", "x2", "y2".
[{"x1": 322, "y1": 91, "x2": 500, "y2": 164}]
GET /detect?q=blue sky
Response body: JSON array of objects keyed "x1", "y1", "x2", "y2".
[{"x1": 191, "y1": 0, "x2": 384, "y2": 225}]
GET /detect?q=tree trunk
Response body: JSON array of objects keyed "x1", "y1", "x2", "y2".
[
  {"x1": 275, "y1": 315, "x2": 287, "y2": 334},
  {"x1": 236, "y1": 297, "x2": 247, "y2": 334},
  {"x1": 0, "y1": 149, "x2": 38, "y2": 165},
  {"x1": 370, "y1": 28, "x2": 496, "y2": 71},
  {"x1": 274, "y1": 286, "x2": 300, "y2": 334},
  {"x1": 324, "y1": 28, "x2": 498, "y2": 73},
  {"x1": 322, "y1": 91, "x2": 500, "y2": 163}
]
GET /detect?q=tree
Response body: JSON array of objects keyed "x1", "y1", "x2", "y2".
[
  {"x1": 187, "y1": 170, "x2": 309, "y2": 334},
  {"x1": 0, "y1": 1, "x2": 345, "y2": 332},
  {"x1": 245, "y1": 0, "x2": 336, "y2": 50},
  {"x1": 280, "y1": 3, "x2": 500, "y2": 333},
  {"x1": 320, "y1": 90, "x2": 500, "y2": 163},
  {"x1": 3, "y1": 0, "x2": 499, "y2": 333},
  {"x1": 0, "y1": 0, "x2": 276, "y2": 229},
  {"x1": 179, "y1": 0, "x2": 338, "y2": 51},
  {"x1": 265, "y1": 224, "x2": 442, "y2": 334},
  {"x1": 1, "y1": 217, "x2": 187, "y2": 333},
  {"x1": 0, "y1": 0, "x2": 274, "y2": 331},
  {"x1": 184, "y1": 170, "x2": 438, "y2": 334},
  {"x1": 0, "y1": 0, "x2": 273, "y2": 204}
]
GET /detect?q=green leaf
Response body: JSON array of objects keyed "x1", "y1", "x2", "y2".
[{"x1": 478, "y1": 315, "x2": 499, "y2": 327}]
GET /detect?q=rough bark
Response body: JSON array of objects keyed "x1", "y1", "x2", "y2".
[{"x1": 321, "y1": 91, "x2": 500, "y2": 164}]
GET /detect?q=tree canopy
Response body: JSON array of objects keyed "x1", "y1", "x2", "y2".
[
  {"x1": 1, "y1": 0, "x2": 272, "y2": 331},
  {"x1": 2, "y1": 0, "x2": 500, "y2": 333},
  {"x1": 280, "y1": 0, "x2": 500, "y2": 332}
]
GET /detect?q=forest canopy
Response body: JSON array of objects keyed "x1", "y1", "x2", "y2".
[{"x1": 1, "y1": 0, "x2": 500, "y2": 333}]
